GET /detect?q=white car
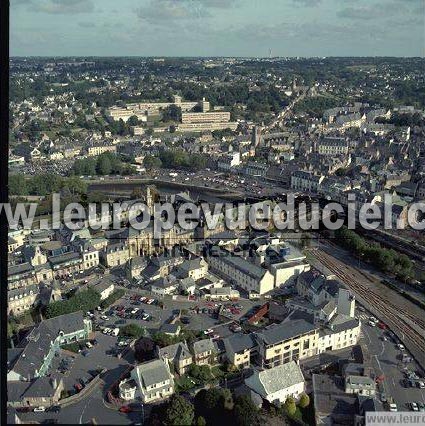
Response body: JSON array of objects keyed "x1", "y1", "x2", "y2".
[
  {"x1": 397, "y1": 344, "x2": 405, "y2": 351},
  {"x1": 142, "y1": 313, "x2": 150, "y2": 321},
  {"x1": 33, "y1": 407, "x2": 46, "y2": 413},
  {"x1": 203, "y1": 329, "x2": 213, "y2": 335},
  {"x1": 410, "y1": 402, "x2": 419, "y2": 411},
  {"x1": 389, "y1": 403, "x2": 398, "y2": 412},
  {"x1": 368, "y1": 320, "x2": 376, "y2": 327},
  {"x1": 86, "y1": 341, "x2": 93, "y2": 349},
  {"x1": 100, "y1": 315, "x2": 109, "y2": 321},
  {"x1": 103, "y1": 328, "x2": 111, "y2": 334}
]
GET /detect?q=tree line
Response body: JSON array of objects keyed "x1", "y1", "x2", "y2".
[
  {"x1": 335, "y1": 226, "x2": 413, "y2": 279},
  {"x1": 72, "y1": 152, "x2": 136, "y2": 176}
]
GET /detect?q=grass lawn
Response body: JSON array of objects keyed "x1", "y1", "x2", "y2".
[
  {"x1": 175, "y1": 375, "x2": 199, "y2": 393},
  {"x1": 61, "y1": 342, "x2": 81, "y2": 353}
]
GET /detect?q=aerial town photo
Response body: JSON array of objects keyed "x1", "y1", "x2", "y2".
[{"x1": 4, "y1": 0, "x2": 425, "y2": 425}]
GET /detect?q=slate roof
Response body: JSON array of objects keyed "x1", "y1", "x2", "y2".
[
  {"x1": 193, "y1": 338, "x2": 215, "y2": 355},
  {"x1": 136, "y1": 359, "x2": 172, "y2": 388},
  {"x1": 245, "y1": 361, "x2": 304, "y2": 397},
  {"x1": 255, "y1": 319, "x2": 317, "y2": 346},
  {"x1": 158, "y1": 342, "x2": 192, "y2": 361},
  {"x1": 10, "y1": 311, "x2": 86, "y2": 379},
  {"x1": 223, "y1": 333, "x2": 257, "y2": 355},
  {"x1": 209, "y1": 246, "x2": 267, "y2": 280},
  {"x1": 8, "y1": 262, "x2": 34, "y2": 277}
]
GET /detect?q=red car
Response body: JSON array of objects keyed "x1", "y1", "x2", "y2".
[
  {"x1": 119, "y1": 406, "x2": 132, "y2": 413},
  {"x1": 378, "y1": 322, "x2": 388, "y2": 330},
  {"x1": 74, "y1": 383, "x2": 83, "y2": 392}
]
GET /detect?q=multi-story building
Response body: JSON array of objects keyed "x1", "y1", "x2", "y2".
[
  {"x1": 181, "y1": 111, "x2": 231, "y2": 124},
  {"x1": 158, "y1": 342, "x2": 193, "y2": 375},
  {"x1": 207, "y1": 246, "x2": 275, "y2": 296},
  {"x1": 291, "y1": 170, "x2": 324, "y2": 193},
  {"x1": 255, "y1": 319, "x2": 319, "y2": 368},
  {"x1": 192, "y1": 338, "x2": 216, "y2": 366},
  {"x1": 7, "y1": 312, "x2": 92, "y2": 381},
  {"x1": 317, "y1": 137, "x2": 349, "y2": 156},
  {"x1": 101, "y1": 242, "x2": 130, "y2": 267},
  {"x1": 87, "y1": 144, "x2": 117, "y2": 157},
  {"x1": 223, "y1": 334, "x2": 257, "y2": 369},
  {"x1": 8, "y1": 285, "x2": 39, "y2": 315}
]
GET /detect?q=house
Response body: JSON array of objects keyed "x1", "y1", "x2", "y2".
[
  {"x1": 158, "y1": 342, "x2": 193, "y2": 375},
  {"x1": 207, "y1": 287, "x2": 240, "y2": 301},
  {"x1": 178, "y1": 277, "x2": 196, "y2": 295},
  {"x1": 90, "y1": 278, "x2": 115, "y2": 301},
  {"x1": 126, "y1": 256, "x2": 148, "y2": 279},
  {"x1": 176, "y1": 257, "x2": 208, "y2": 281},
  {"x1": 160, "y1": 324, "x2": 181, "y2": 336},
  {"x1": 119, "y1": 359, "x2": 174, "y2": 403},
  {"x1": 318, "y1": 316, "x2": 361, "y2": 353},
  {"x1": 101, "y1": 242, "x2": 130, "y2": 268},
  {"x1": 345, "y1": 375, "x2": 376, "y2": 397},
  {"x1": 7, "y1": 376, "x2": 64, "y2": 409},
  {"x1": 7, "y1": 311, "x2": 92, "y2": 381},
  {"x1": 151, "y1": 277, "x2": 179, "y2": 297},
  {"x1": 223, "y1": 333, "x2": 257, "y2": 369},
  {"x1": 192, "y1": 339, "x2": 216, "y2": 366},
  {"x1": 245, "y1": 361, "x2": 305, "y2": 406},
  {"x1": 8, "y1": 285, "x2": 39, "y2": 315}
]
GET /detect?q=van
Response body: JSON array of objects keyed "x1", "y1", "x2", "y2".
[{"x1": 112, "y1": 328, "x2": 120, "y2": 337}]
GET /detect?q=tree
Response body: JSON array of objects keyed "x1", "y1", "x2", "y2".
[
  {"x1": 232, "y1": 395, "x2": 258, "y2": 426},
  {"x1": 143, "y1": 155, "x2": 162, "y2": 170},
  {"x1": 9, "y1": 174, "x2": 28, "y2": 196},
  {"x1": 96, "y1": 154, "x2": 112, "y2": 175},
  {"x1": 195, "y1": 416, "x2": 207, "y2": 426},
  {"x1": 298, "y1": 393, "x2": 310, "y2": 409},
  {"x1": 120, "y1": 323, "x2": 146, "y2": 339},
  {"x1": 45, "y1": 288, "x2": 100, "y2": 319},
  {"x1": 162, "y1": 104, "x2": 182, "y2": 122},
  {"x1": 284, "y1": 396, "x2": 297, "y2": 416},
  {"x1": 164, "y1": 395, "x2": 194, "y2": 426},
  {"x1": 127, "y1": 115, "x2": 139, "y2": 126}
]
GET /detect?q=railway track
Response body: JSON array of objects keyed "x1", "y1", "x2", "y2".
[{"x1": 307, "y1": 248, "x2": 425, "y2": 354}]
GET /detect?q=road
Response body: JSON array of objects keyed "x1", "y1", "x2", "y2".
[{"x1": 359, "y1": 309, "x2": 425, "y2": 410}]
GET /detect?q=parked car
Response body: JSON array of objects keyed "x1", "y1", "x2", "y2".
[
  {"x1": 389, "y1": 403, "x2": 398, "y2": 412},
  {"x1": 33, "y1": 406, "x2": 46, "y2": 413},
  {"x1": 409, "y1": 402, "x2": 419, "y2": 411}
]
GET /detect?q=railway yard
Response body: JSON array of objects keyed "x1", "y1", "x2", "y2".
[{"x1": 306, "y1": 243, "x2": 425, "y2": 369}]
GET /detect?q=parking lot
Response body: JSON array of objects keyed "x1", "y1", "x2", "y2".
[
  {"x1": 358, "y1": 307, "x2": 425, "y2": 411},
  {"x1": 91, "y1": 289, "x2": 259, "y2": 338},
  {"x1": 50, "y1": 332, "x2": 131, "y2": 395}
]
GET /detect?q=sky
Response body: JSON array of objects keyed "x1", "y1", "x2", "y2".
[{"x1": 10, "y1": 0, "x2": 425, "y2": 57}]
